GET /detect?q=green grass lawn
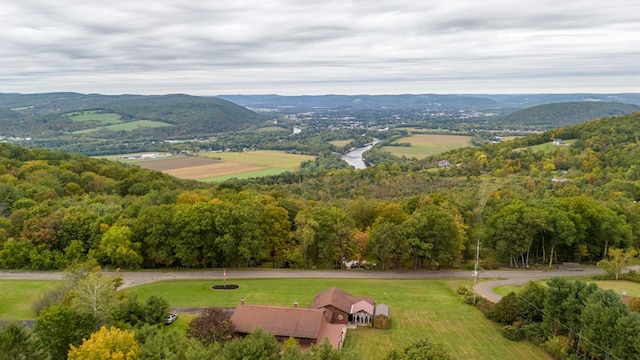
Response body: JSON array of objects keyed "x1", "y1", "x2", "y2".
[
  {"x1": 129, "y1": 278, "x2": 551, "y2": 360},
  {"x1": 0, "y1": 280, "x2": 61, "y2": 320}
]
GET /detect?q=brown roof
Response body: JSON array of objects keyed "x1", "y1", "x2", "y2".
[
  {"x1": 231, "y1": 304, "x2": 337, "y2": 342},
  {"x1": 311, "y1": 287, "x2": 375, "y2": 314}
]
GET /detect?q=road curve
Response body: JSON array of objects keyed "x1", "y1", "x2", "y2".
[{"x1": 0, "y1": 267, "x2": 604, "y2": 302}]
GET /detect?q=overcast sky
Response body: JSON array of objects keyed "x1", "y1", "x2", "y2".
[{"x1": 1, "y1": 0, "x2": 639, "y2": 96}]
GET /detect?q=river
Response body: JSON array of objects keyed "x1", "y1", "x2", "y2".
[{"x1": 341, "y1": 140, "x2": 379, "y2": 169}]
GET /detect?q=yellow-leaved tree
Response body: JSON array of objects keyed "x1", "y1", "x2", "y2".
[{"x1": 68, "y1": 326, "x2": 141, "y2": 360}]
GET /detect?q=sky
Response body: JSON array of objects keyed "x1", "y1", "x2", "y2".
[{"x1": 1, "y1": 0, "x2": 639, "y2": 96}]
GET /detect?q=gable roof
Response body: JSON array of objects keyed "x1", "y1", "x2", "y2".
[
  {"x1": 374, "y1": 303, "x2": 390, "y2": 317},
  {"x1": 231, "y1": 304, "x2": 345, "y2": 344},
  {"x1": 350, "y1": 299, "x2": 374, "y2": 315},
  {"x1": 311, "y1": 287, "x2": 375, "y2": 314}
]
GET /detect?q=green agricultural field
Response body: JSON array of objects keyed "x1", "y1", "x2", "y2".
[
  {"x1": 66, "y1": 110, "x2": 123, "y2": 124},
  {"x1": 74, "y1": 120, "x2": 173, "y2": 134},
  {"x1": 0, "y1": 280, "x2": 61, "y2": 320},
  {"x1": 200, "y1": 168, "x2": 290, "y2": 182},
  {"x1": 381, "y1": 134, "x2": 473, "y2": 159},
  {"x1": 129, "y1": 278, "x2": 551, "y2": 360},
  {"x1": 329, "y1": 140, "x2": 354, "y2": 148},
  {"x1": 198, "y1": 150, "x2": 315, "y2": 169}
]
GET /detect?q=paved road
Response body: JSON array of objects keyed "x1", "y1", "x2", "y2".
[{"x1": 0, "y1": 267, "x2": 604, "y2": 302}]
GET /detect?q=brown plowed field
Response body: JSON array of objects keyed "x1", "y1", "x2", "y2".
[
  {"x1": 136, "y1": 157, "x2": 222, "y2": 171},
  {"x1": 135, "y1": 157, "x2": 265, "y2": 180}
]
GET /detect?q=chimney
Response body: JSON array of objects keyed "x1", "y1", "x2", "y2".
[
  {"x1": 293, "y1": 302, "x2": 298, "y2": 308},
  {"x1": 241, "y1": 297, "x2": 245, "y2": 305}
]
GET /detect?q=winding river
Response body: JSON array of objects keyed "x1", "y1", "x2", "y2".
[{"x1": 341, "y1": 140, "x2": 379, "y2": 169}]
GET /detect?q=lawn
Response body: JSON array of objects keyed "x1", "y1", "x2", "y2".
[
  {"x1": 380, "y1": 134, "x2": 473, "y2": 159},
  {"x1": 129, "y1": 278, "x2": 551, "y2": 360},
  {"x1": 0, "y1": 280, "x2": 61, "y2": 320}
]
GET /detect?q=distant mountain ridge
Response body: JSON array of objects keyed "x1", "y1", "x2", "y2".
[
  {"x1": 0, "y1": 92, "x2": 261, "y2": 136},
  {"x1": 497, "y1": 101, "x2": 640, "y2": 127},
  {"x1": 217, "y1": 93, "x2": 640, "y2": 111}
]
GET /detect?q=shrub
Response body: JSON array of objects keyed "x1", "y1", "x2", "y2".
[
  {"x1": 456, "y1": 286, "x2": 470, "y2": 296},
  {"x1": 493, "y1": 292, "x2": 519, "y2": 324},
  {"x1": 629, "y1": 297, "x2": 640, "y2": 313},
  {"x1": 542, "y1": 336, "x2": 571, "y2": 360},
  {"x1": 522, "y1": 323, "x2": 547, "y2": 345},
  {"x1": 501, "y1": 324, "x2": 525, "y2": 341}
]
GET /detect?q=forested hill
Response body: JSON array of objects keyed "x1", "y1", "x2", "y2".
[
  {"x1": 1, "y1": 112, "x2": 640, "y2": 274},
  {"x1": 0, "y1": 92, "x2": 261, "y2": 136},
  {"x1": 496, "y1": 101, "x2": 639, "y2": 127}
]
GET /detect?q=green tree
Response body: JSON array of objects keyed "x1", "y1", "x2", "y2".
[
  {"x1": 383, "y1": 338, "x2": 451, "y2": 360},
  {"x1": 403, "y1": 206, "x2": 463, "y2": 269},
  {"x1": 97, "y1": 225, "x2": 143, "y2": 269},
  {"x1": 0, "y1": 322, "x2": 49, "y2": 360},
  {"x1": 34, "y1": 304, "x2": 98, "y2": 360},
  {"x1": 134, "y1": 204, "x2": 176, "y2": 267},
  {"x1": 580, "y1": 289, "x2": 630, "y2": 359},
  {"x1": 289, "y1": 211, "x2": 318, "y2": 268},
  {"x1": 260, "y1": 203, "x2": 292, "y2": 268},
  {"x1": 599, "y1": 247, "x2": 637, "y2": 280},
  {"x1": 542, "y1": 278, "x2": 598, "y2": 344},
  {"x1": 368, "y1": 221, "x2": 407, "y2": 270},
  {"x1": 516, "y1": 281, "x2": 546, "y2": 324},
  {"x1": 220, "y1": 328, "x2": 280, "y2": 360},
  {"x1": 138, "y1": 327, "x2": 221, "y2": 360}
]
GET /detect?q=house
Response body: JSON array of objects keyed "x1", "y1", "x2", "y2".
[
  {"x1": 438, "y1": 159, "x2": 451, "y2": 167},
  {"x1": 552, "y1": 139, "x2": 566, "y2": 146},
  {"x1": 311, "y1": 287, "x2": 375, "y2": 325},
  {"x1": 230, "y1": 304, "x2": 346, "y2": 349},
  {"x1": 373, "y1": 303, "x2": 391, "y2": 329}
]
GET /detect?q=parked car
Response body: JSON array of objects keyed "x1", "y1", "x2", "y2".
[{"x1": 166, "y1": 313, "x2": 178, "y2": 325}]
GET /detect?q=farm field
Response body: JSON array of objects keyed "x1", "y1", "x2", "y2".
[
  {"x1": 74, "y1": 120, "x2": 172, "y2": 134},
  {"x1": 129, "y1": 151, "x2": 315, "y2": 181},
  {"x1": 129, "y1": 278, "x2": 551, "y2": 360},
  {"x1": 380, "y1": 134, "x2": 473, "y2": 159},
  {"x1": 66, "y1": 110, "x2": 122, "y2": 125},
  {"x1": 329, "y1": 139, "x2": 354, "y2": 148}
]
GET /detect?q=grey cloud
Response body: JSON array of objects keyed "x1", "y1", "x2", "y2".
[{"x1": 0, "y1": 0, "x2": 639, "y2": 95}]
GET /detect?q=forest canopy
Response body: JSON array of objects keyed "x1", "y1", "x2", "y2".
[{"x1": 1, "y1": 112, "x2": 640, "y2": 270}]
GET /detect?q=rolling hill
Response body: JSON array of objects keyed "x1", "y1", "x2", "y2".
[
  {"x1": 0, "y1": 93, "x2": 262, "y2": 137},
  {"x1": 496, "y1": 101, "x2": 639, "y2": 127}
]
